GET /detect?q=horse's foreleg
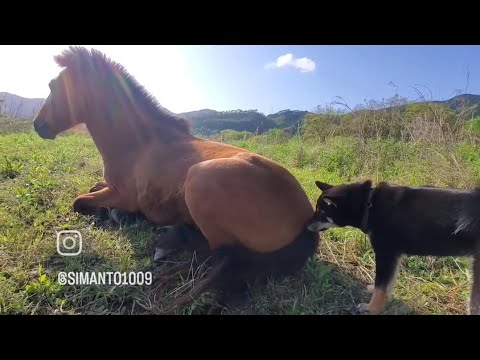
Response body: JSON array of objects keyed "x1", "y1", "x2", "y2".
[
  {"x1": 89, "y1": 181, "x2": 108, "y2": 193},
  {"x1": 73, "y1": 187, "x2": 127, "y2": 217},
  {"x1": 87, "y1": 182, "x2": 143, "y2": 224}
]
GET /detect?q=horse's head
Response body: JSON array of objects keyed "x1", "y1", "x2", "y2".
[
  {"x1": 34, "y1": 46, "x2": 191, "y2": 141},
  {"x1": 33, "y1": 46, "x2": 100, "y2": 139},
  {"x1": 33, "y1": 72, "x2": 74, "y2": 139}
]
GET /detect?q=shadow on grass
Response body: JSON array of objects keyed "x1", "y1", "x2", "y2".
[
  {"x1": 36, "y1": 215, "x2": 159, "y2": 315},
  {"x1": 39, "y1": 214, "x2": 421, "y2": 315},
  {"x1": 217, "y1": 257, "x2": 422, "y2": 315}
]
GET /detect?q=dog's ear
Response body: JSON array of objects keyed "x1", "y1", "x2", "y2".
[
  {"x1": 323, "y1": 197, "x2": 337, "y2": 208},
  {"x1": 316, "y1": 181, "x2": 332, "y2": 191},
  {"x1": 361, "y1": 180, "x2": 373, "y2": 190}
]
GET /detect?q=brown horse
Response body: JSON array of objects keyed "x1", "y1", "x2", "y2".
[{"x1": 33, "y1": 46, "x2": 319, "y2": 309}]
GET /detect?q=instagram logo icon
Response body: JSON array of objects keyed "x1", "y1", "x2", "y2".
[{"x1": 56, "y1": 230, "x2": 82, "y2": 256}]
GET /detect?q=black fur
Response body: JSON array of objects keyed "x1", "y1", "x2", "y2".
[
  {"x1": 307, "y1": 180, "x2": 480, "y2": 315},
  {"x1": 154, "y1": 222, "x2": 320, "y2": 310}
]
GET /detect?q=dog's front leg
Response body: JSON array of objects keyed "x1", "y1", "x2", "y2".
[
  {"x1": 358, "y1": 251, "x2": 401, "y2": 315},
  {"x1": 469, "y1": 251, "x2": 480, "y2": 315}
]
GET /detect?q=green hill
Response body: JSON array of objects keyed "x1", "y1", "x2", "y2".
[
  {"x1": 179, "y1": 94, "x2": 480, "y2": 136},
  {"x1": 4, "y1": 91, "x2": 480, "y2": 137},
  {"x1": 180, "y1": 109, "x2": 277, "y2": 136},
  {"x1": 180, "y1": 109, "x2": 312, "y2": 136}
]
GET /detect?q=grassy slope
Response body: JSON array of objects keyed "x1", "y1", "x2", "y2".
[{"x1": 1, "y1": 118, "x2": 479, "y2": 314}]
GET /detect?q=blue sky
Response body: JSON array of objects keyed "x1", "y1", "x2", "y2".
[
  {"x1": 2, "y1": 45, "x2": 480, "y2": 114},
  {"x1": 181, "y1": 45, "x2": 480, "y2": 114}
]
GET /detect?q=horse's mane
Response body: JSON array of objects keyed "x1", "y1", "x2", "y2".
[{"x1": 54, "y1": 46, "x2": 191, "y2": 134}]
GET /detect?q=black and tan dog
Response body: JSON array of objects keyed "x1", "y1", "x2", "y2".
[{"x1": 307, "y1": 179, "x2": 480, "y2": 315}]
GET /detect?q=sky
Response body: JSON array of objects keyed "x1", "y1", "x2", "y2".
[{"x1": 1, "y1": 45, "x2": 480, "y2": 115}]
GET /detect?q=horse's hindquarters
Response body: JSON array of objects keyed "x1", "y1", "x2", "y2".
[{"x1": 183, "y1": 156, "x2": 314, "y2": 254}]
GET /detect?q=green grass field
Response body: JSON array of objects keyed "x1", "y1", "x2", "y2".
[{"x1": 1, "y1": 116, "x2": 479, "y2": 315}]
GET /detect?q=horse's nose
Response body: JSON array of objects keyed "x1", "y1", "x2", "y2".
[
  {"x1": 34, "y1": 121, "x2": 53, "y2": 139},
  {"x1": 34, "y1": 120, "x2": 45, "y2": 133}
]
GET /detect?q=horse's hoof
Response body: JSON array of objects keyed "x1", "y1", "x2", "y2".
[
  {"x1": 153, "y1": 247, "x2": 175, "y2": 263},
  {"x1": 73, "y1": 198, "x2": 93, "y2": 215},
  {"x1": 153, "y1": 226, "x2": 183, "y2": 263},
  {"x1": 156, "y1": 225, "x2": 175, "y2": 234},
  {"x1": 108, "y1": 208, "x2": 119, "y2": 224},
  {"x1": 73, "y1": 199, "x2": 109, "y2": 219},
  {"x1": 108, "y1": 208, "x2": 144, "y2": 225},
  {"x1": 154, "y1": 226, "x2": 178, "y2": 246}
]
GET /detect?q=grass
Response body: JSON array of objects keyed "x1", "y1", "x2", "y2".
[{"x1": 0, "y1": 117, "x2": 478, "y2": 315}]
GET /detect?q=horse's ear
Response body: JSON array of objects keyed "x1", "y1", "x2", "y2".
[{"x1": 315, "y1": 181, "x2": 332, "y2": 191}]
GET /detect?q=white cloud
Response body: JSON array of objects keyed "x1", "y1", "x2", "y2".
[{"x1": 265, "y1": 53, "x2": 316, "y2": 73}]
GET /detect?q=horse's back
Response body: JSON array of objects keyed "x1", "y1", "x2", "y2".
[{"x1": 136, "y1": 137, "x2": 314, "y2": 254}]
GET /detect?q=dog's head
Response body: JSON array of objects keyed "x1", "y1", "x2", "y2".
[{"x1": 307, "y1": 180, "x2": 373, "y2": 232}]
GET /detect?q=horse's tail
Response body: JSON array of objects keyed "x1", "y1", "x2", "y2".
[
  {"x1": 152, "y1": 226, "x2": 320, "y2": 313},
  {"x1": 159, "y1": 255, "x2": 229, "y2": 315},
  {"x1": 232, "y1": 224, "x2": 321, "y2": 281}
]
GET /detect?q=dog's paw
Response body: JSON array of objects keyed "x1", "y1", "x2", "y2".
[
  {"x1": 366, "y1": 284, "x2": 374, "y2": 294},
  {"x1": 357, "y1": 303, "x2": 371, "y2": 315}
]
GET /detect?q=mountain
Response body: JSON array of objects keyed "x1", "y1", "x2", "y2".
[
  {"x1": 3, "y1": 92, "x2": 480, "y2": 135},
  {"x1": 373, "y1": 94, "x2": 480, "y2": 119},
  {"x1": 433, "y1": 94, "x2": 480, "y2": 118},
  {"x1": 0, "y1": 92, "x2": 309, "y2": 135},
  {"x1": 179, "y1": 95, "x2": 480, "y2": 135},
  {"x1": 0, "y1": 92, "x2": 45, "y2": 120}
]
